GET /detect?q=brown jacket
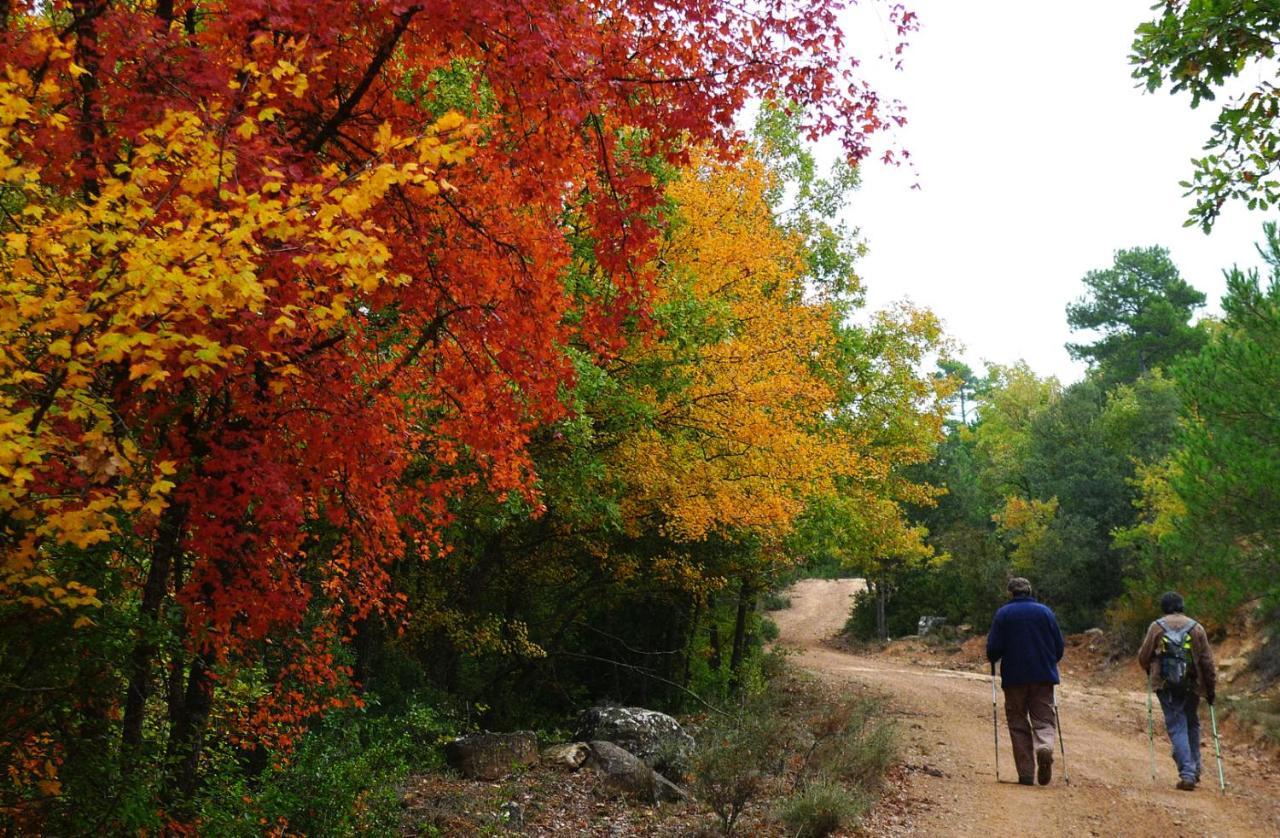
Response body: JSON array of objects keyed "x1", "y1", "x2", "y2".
[{"x1": 1137, "y1": 613, "x2": 1216, "y2": 695}]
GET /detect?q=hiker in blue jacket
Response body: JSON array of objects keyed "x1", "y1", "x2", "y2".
[{"x1": 987, "y1": 577, "x2": 1065, "y2": 785}]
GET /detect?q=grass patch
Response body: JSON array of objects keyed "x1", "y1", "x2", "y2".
[
  {"x1": 690, "y1": 668, "x2": 897, "y2": 835},
  {"x1": 778, "y1": 780, "x2": 865, "y2": 838}
]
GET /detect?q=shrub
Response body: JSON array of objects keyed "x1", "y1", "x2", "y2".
[
  {"x1": 807, "y1": 700, "x2": 895, "y2": 792},
  {"x1": 778, "y1": 780, "x2": 865, "y2": 838},
  {"x1": 762, "y1": 591, "x2": 791, "y2": 611},
  {"x1": 1249, "y1": 603, "x2": 1280, "y2": 684},
  {"x1": 690, "y1": 666, "x2": 897, "y2": 836},
  {"x1": 691, "y1": 695, "x2": 793, "y2": 834},
  {"x1": 1229, "y1": 695, "x2": 1280, "y2": 747},
  {"x1": 692, "y1": 731, "x2": 767, "y2": 835},
  {"x1": 195, "y1": 699, "x2": 455, "y2": 836}
]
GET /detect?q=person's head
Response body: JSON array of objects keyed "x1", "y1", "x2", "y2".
[
  {"x1": 1160, "y1": 591, "x2": 1185, "y2": 614},
  {"x1": 1007, "y1": 577, "x2": 1033, "y2": 598}
]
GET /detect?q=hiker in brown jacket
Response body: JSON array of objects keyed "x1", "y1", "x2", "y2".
[{"x1": 1137, "y1": 591, "x2": 1216, "y2": 790}]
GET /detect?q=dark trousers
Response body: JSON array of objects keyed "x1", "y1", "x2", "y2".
[{"x1": 1003, "y1": 682, "x2": 1056, "y2": 781}]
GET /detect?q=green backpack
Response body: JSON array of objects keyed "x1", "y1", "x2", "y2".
[{"x1": 1155, "y1": 617, "x2": 1197, "y2": 690}]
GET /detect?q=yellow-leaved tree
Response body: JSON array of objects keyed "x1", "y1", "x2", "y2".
[
  {"x1": 612, "y1": 145, "x2": 952, "y2": 661},
  {"x1": 617, "y1": 148, "x2": 851, "y2": 542}
]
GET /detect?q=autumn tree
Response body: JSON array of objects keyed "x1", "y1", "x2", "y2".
[
  {"x1": 0, "y1": 0, "x2": 917, "y2": 828},
  {"x1": 384, "y1": 123, "x2": 950, "y2": 716}
]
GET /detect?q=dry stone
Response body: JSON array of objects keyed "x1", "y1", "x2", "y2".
[
  {"x1": 584, "y1": 740, "x2": 689, "y2": 804},
  {"x1": 541, "y1": 741, "x2": 590, "y2": 771}
]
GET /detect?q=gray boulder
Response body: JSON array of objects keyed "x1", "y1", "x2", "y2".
[
  {"x1": 584, "y1": 740, "x2": 687, "y2": 803},
  {"x1": 585, "y1": 740, "x2": 657, "y2": 800},
  {"x1": 444, "y1": 731, "x2": 538, "y2": 780},
  {"x1": 576, "y1": 706, "x2": 695, "y2": 776},
  {"x1": 654, "y1": 771, "x2": 690, "y2": 803}
]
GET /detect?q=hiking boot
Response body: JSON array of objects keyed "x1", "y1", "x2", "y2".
[
  {"x1": 1017, "y1": 777, "x2": 1034, "y2": 786},
  {"x1": 1036, "y1": 750, "x2": 1053, "y2": 785},
  {"x1": 1176, "y1": 778, "x2": 1196, "y2": 791}
]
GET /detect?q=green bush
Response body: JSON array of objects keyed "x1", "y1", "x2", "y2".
[
  {"x1": 690, "y1": 668, "x2": 896, "y2": 836},
  {"x1": 194, "y1": 699, "x2": 455, "y2": 836},
  {"x1": 762, "y1": 591, "x2": 791, "y2": 611},
  {"x1": 778, "y1": 780, "x2": 865, "y2": 838},
  {"x1": 692, "y1": 693, "x2": 794, "y2": 835}
]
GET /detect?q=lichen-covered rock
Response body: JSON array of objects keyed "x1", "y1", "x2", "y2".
[
  {"x1": 444, "y1": 732, "x2": 538, "y2": 780},
  {"x1": 576, "y1": 706, "x2": 695, "y2": 776},
  {"x1": 541, "y1": 741, "x2": 590, "y2": 771}
]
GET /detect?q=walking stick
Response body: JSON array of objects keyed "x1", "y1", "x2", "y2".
[
  {"x1": 1209, "y1": 702, "x2": 1226, "y2": 793},
  {"x1": 1146, "y1": 671, "x2": 1157, "y2": 782},
  {"x1": 1053, "y1": 686, "x2": 1070, "y2": 784},
  {"x1": 991, "y1": 662, "x2": 1000, "y2": 782}
]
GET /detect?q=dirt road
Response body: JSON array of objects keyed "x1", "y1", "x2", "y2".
[{"x1": 773, "y1": 579, "x2": 1280, "y2": 837}]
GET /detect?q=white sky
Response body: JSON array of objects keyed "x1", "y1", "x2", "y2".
[{"x1": 840, "y1": 0, "x2": 1272, "y2": 384}]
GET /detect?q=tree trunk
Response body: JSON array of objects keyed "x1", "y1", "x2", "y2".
[
  {"x1": 682, "y1": 597, "x2": 703, "y2": 689},
  {"x1": 121, "y1": 500, "x2": 188, "y2": 752},
  {"x1": 874, "y1": 580, "x2": 888, "y2": 642},
  {"x1": 728, "y1": 578, "x2": 754, "y2": 692},
  {"x1": 352, "y1": 615, "x2": 379, "y2": 691},
  {"x1": 707, "y1": 623, "x2": 722, "y2": 674},
  {"x1": 164, "y1": 654, "x2": 214, "y2": 805}
]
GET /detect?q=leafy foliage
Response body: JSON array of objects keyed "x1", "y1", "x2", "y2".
[
  {"x1": 1133, "y1": 1, "x2": 1280, "y2": 228},
  {"x1": 1132, "y1": 222, "x2": 1280, "y2": 627}
]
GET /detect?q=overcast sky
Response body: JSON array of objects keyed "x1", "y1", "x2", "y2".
[{"x1": 839, "y1": 1, "x2": 1272, "y2": 384}]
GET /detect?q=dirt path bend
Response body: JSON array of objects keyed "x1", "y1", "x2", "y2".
[{"x1": 773, "y1": 579, "x2": 1280, "y2": 838}]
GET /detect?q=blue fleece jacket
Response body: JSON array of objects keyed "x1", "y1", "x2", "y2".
[{"x1": 986, "y1": 595, "x2": 1064, "y2": 687}]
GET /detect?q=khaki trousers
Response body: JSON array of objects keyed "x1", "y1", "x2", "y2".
[{"x1": 1003, "y1": 682, "x2": 1056, "y2": 781}]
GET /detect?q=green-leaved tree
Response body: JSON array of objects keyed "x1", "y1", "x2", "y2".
[{"x1": 1066, "y1": 246, "x2": 1206, "y2": 384}]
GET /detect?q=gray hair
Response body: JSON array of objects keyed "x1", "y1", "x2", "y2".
[{"x1": 1007, "y1": 577, "x2": 1033, "y2": 597}]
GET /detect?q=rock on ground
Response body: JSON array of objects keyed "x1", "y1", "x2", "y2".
[
  {"x1": 576, "y1": 706, "x2": 695, "y2": 775},
  {"x1": 541, "y1": 742, "x2": 591, "y2": 771},
  {"x1": 444, "y1": 731, "x2": 539, "y2": 780},
  {"x1": 583, "y1": 739, "x2": 696, "y2": 804}
]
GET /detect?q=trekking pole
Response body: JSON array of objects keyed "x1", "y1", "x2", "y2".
[
  {"x1": 1146, "y1": 671, "x2": 1157, "y2": 782},
  {"x1": 1209, "y1": 702, "x2": 1226, "y2": 793},
  {"x1": 1053, "y1": 685, "x2": 1070, "y2": 784},
  {"x1": 991, "y1": 662, "x2": 1000, "y2": 782}
]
